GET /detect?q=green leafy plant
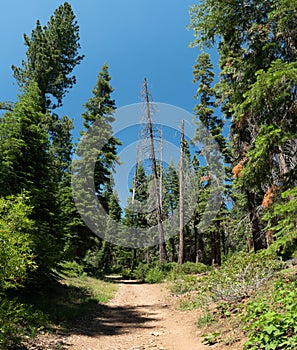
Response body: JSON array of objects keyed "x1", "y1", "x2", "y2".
[
  {"x1": 243, "y1": 280, "x2": 297, "y2": 349},
  {"x1": 203, "y1": 251, "x2": 282, "y2": 302},
  {"x1": 179, "y1": 262, "x2": 210, "y2": 275},
  {"x1": 170, "y1": 275, "x2": 200, "y2": 295},
  {"x1": 145, "y1": 266, "x2": 165, "y2": 284},
  {"x1": 197, "y1": 310, "x2": 214, "y2": 327},
  {"x1": 132, "y1": 263, "x2": 150, "y2": 282},
  {"x1": 59, "y1": 260, "x2": 86, "y2": 278},
  {"x1": 0, "y1": 194, "x2": 37, "y2": 292},
  {"x1": 0, "y1": 298, "x2": 46, "y2": 349},
  {"x1": 216, "y1": 301, "x2": 232, "y2": 318},
  {"x1": 202, "y1": 332, "x2": 221, "y2": 345}
]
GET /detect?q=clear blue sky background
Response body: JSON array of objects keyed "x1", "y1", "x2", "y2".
[
  {"x1": 0, "y1": 0, "x2": 202, "y2": 136},
  {"x1": 0, "y1": 1, "x2": 220, "y2": 207}
]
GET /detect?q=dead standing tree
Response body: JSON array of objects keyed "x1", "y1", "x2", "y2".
[
  {"x1": 141, "y1": 78, "x2": 166, "y2": 262},
  {"x1": 178, "y1": 120, "x2": 185, "y2": 266}
]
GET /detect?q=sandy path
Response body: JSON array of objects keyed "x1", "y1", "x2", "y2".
[{"x1": 66, "y1": 281, "x2": 209, "y2": 350}]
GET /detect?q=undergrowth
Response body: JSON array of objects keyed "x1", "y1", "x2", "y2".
[
  {"x1": 243, "y1": 277, "x2": 297, "y2": 349},
  {"x1": 169, "y1": 251, "x2": 296, "y2": 348},
  {"x1": 133, "y1": 261, "x2": 210, "y2": 283},
  {"x1": 0, "y1": 262, "x2": 117, "y2": 349}
]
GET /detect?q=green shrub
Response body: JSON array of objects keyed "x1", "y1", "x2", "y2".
[
  {"x1": 145, "y1": 266, "x2": 165, "y2": 284},
  {"x1": 59, "y1": 260, "x2": 86, "y2": 278},
  {"x1": 0, "y1": 194, "x2": 36, "y2": 292},
  {"x1": 82, "y1": 249, "x2": 104, "y2": 278},
  {"x1": 133, "y1": 263, "x2": 150, "y2": 281},
  {"x1": 180, "y1": 261, "x2": 210, "y2": 275},
  {"x1": 0, "y1": 298, "x2": 46, "y2": 349},
  {"x1": 203, "y1": 251, "x2": 282, "y2": 302},
  {"x1": 133, "y1": 262, "x2": 180, "y2": 283},
  {"x1": 243, "y1": 280, "x2": 297, "y2": 349},
  {"x1": 202, "y1": 332, "x2": 221, "y2": 345},
  {"x1": 121, "y1": 267, "x2": 133, "y2": 279},
  {"x1": 197, "y1": 311, "x2": 214, "y2": 327},
  {"x1": 170, "y1": 275, "x2": 200, "y2": 295},
  {"x1": 133, "y1": 261, "x2": 210, "y2": 284}
]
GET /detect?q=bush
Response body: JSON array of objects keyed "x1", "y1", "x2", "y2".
[
  {"x1": 145, "y1": 266, "x2": 164, "y2": 283},
  {"x1": 202, "y1": 251, "x2": 282, "y2": 302},
  {"x1": 133, "y1": 262, "x2": 177, "y2": 283},
  {"x1": 133, "y1": 261, "x2": 210, "y2": 285},
  {"x1": 0, "y1": 298, "x2": 46, "y2": 349},
  {"x1": 180, "y1": 262, "x2": 210, "y2": 275},
  {"x1": 59, "y1": 260, "x2": 86, "y2": 278},
  {"x1": 197, "y1": 311, "x2": 214, "y2": 327},
  {"x1": 0, "y1": 194, "x2": 36, "y2": 292},
  {"x1": 169, "y1": 275, "x2": 200, "y2": 295},
  {"x1": 82, "y1": 249, "x2": 104, "y2": 278},
  {"x1": 133, "y1": 263, "x2": 150, "y2": 281},
  {"x1": 243, "y1": 280, "x2": 297, "y2": 349}
]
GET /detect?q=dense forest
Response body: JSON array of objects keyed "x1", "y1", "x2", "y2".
[{"x1": 0, "y1": 1, "x2": 296, "y2": 349}]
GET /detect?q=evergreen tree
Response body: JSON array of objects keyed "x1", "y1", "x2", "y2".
[
  {"x1": 12, "y1": 2, "x2": 84, "y2": 111},
  {"x1": 122, "y1": 162, "x2": 150, "y2": 267},
  {"x1": 189, "y1": 0, "x2": 297, "y2": 252},
  {"x1": 193, "y1": 52, "x2": 229, "y2": 161},
  {"x1": 163, "y1": 161, "x2": 179, "y2": 218},
  {"x1": 72, "y1": 63, "x2": 121, "y2": 261},
  {"x1": 192, "y1": 52, "x2": 229, "y2": 265},
  {"x1": 0, "y1": 82, "x2": 60, "y2": 272},
  {"x1": 4, "y1": 3, "x2": 83, "y2": 269},
  {"x1": 162, "y1": 161, "x2": 179, "y2": 262},
  {"x1": 81, "y1": 63, "x2": 120, "y2": 198}
]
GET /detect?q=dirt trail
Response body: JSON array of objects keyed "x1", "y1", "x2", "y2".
[{"x1": 66, "y1": 281, "x2": 209, "y2": 350}]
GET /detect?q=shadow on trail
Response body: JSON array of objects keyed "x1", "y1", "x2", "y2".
[
  {"x1": 104, "y1": 275, "x2": 145, "y2": 284},
  {"x1": 70, "y1": 303, "x2": 158, "y2": 337},
  {"x1": 18, "y1": 276, "x2": 159, "y2": 340}
]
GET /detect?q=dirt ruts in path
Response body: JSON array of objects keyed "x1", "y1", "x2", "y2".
[{"x1": 66, "y1": 281, "x2": 209, "y2": 350}]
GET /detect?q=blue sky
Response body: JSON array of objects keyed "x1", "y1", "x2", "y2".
[
  {"x1": 1, "y1": 1, "x2": 200, "y2": 135},
  {"x1": 0, "y1": 1, "x2": 221, "y2": 207}
]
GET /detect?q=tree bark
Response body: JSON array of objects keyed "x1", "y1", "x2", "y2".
[
  {"x1": 143, "y1": 78, "x2": 166, "y2": 262},
  {"x1": 178, "y1": 120, "x2": 185, "y2": 266},
  {"x1": 246, "y1": 190, "x2": 266, "y2": 252}
]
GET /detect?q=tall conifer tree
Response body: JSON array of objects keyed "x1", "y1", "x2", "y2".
[
  {"x1": 12, "y1": 2, "x2": 84, "y2": 111},
  {"x1": 190, "y1": 0, "x2": 297, "y2": 252}
]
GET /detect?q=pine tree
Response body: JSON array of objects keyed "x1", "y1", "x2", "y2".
[
  {"x1": 72, "y1": 63, "x2": 121, "y2": 261},
  {"x1": 12, "y1": 2, "x2": 84, "y2": 111},
  {"x1": 122, "y1": 162, "x2": 150, "y2": 267},
  {"x1": 163, "y1": 161, "x2": 179, "y2": 217},
  {"x1": 163, "y1": 161, "x2": 179, "y2": 262},
  {"x1": 0, "y1": 82, "x2": 60, "y2": 272},
  {"x1": 192, "y1": 52, "x2": 228, "y2": 265},
  {"x1": 5, "y1": 3, "x2": 83, "y2": 269},
  {"x1": 189, "y1": 0, "x2": 297, "y2": 252}
]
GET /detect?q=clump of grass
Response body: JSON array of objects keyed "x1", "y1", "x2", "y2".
[
  {"x1": 197, "y1": 311, "x2": 214, "y2": 327},
  {"x1": 169, "y1": 275, "x2": 200, "y2": 295},
  {"x1": 62, "y1": 275, "x2": 117, "y2": 304}
]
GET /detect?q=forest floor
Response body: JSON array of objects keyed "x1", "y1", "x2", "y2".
[{"x1": 27, "y1": 279, "x2": 242, "y2": 350}]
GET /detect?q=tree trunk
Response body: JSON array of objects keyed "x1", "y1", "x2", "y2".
[
  {"x1": 246, "y1": 190, "x2": 266, "y2": 252},
  {"x1": 194, "y1": 212, "x2": 205, "y2": 263},
  {"x1": 211, "y1": 224, "x2": 221, "y2": 267},
  {"x1": 178, "y1": 120, "x2": 185, "y2": 266},
  {"x1": 143, "y1": 78, "x2": 166, "y2": 262}
]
